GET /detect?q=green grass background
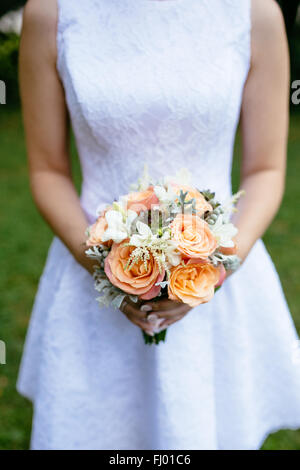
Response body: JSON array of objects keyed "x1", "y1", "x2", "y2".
[{"x1": 0, "y1": 107, "x2": 299, "y2": 450}]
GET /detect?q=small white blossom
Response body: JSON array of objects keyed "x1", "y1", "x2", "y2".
[
  {"x1": 129, "y1": 222, "x2": 181, "y2": 271},
  {"x1": 210, "y1": 215, "x2": 238, "y2": 248},
  {"x1": 155, "y1": 280, "x2": 169, "y2": 288},
  {"x1": 165, "y1": 243, "x2": 181, "y2": 267},
  {"x1": 102, "y1": 209, "x2": 137, "y2": 244},
  {"x1": 154, "y1": 184, "x2": 177, "y2": 205},
  {"x1": 159, "y1": 231, "x2": 181, "y2": 267},
  {"x1": 112, "y1": 196, "x2": 130, "y2": 214},
  {"x1": 129, "y1": 221, "x2": 154, "y2": 247}
]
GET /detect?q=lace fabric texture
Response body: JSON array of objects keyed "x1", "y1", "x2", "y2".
[{"x1": 17, "y1": 0, "x2": 300, "y2": 450}]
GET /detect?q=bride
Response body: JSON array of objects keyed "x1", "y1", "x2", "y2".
[{"x1": 17, "y1": 0, "x2": 300, "y2": 450}]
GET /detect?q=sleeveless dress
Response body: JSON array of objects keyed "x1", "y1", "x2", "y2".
[{"x1": 17, "y1": 0, "x2": 300, "y2": 450}]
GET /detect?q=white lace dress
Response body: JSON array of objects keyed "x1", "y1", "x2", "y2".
[{"x1": 17, "y1": 0, "x2": 300, "y2": 450}]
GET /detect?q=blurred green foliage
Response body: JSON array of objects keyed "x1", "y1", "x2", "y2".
[
  {"x1": 0, "y1": 1, "x2": 26, "y2": 18},
  {"x1": 0, "y1": 33, "x2": 20, "y2": 105},
  {"x1": 290, "y1": 25, "x2": 300, "y2": 86}
]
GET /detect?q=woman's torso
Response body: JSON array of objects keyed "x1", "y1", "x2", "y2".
[{"x1": 56, "y1": 0, "x2": 251, "y2": 217}]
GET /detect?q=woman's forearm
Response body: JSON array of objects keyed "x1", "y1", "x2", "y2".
[
  {"x1": 30, "y1": 169, "x2": 94, "y2": 273},
  {"x1": 232, "y1": 169, "x2": 285, "y2": 263}
]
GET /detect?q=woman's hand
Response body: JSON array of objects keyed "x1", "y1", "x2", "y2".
[
  {"x1": 140, "y1": 298, "x2": 192, "y2": 330},
  {"x1": 120, "y1": 297, "x2": 191, "y2": 335},
  {"x1": 120, "y1": 297, "x2": 156, "y2": 334}
]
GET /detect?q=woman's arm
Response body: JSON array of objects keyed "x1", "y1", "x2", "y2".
[
  {"x1": 21, "y1": 0, "x2": 150, "y2": 331},
  {"x1": 233, "y1": 0, "x2": 290, "y2": 262},
  {"x1": 20, "y1": 0, "x2": 94, "y2": 273}
]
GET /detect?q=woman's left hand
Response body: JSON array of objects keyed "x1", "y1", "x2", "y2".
[{"x1": 140, "y1": 298, "x2": 192, "y2": 331}]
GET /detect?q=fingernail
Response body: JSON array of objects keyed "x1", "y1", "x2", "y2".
[
  {"x1": 144, "y1": 329, "x2": 154, "y2": 336},
  {"x1": 140, "y1": 305, "x2": 152, "y2": 312},
  {"x1": 147, "y1": 313, "x2": 158, "y2": 323},
  {"x1": 149, "y1": 318, "x2": 166, "y2": 331},
  {"x1": 153, "y1": 325, "x2": 167, "y2": 334}
]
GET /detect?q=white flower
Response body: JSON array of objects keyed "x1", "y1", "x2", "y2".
[
  {"x1": 159, "y1": 231, "x2": 181, "y2": 267},
  {"x1": 154, "y1": 184, "x2": 177, "y2": 205},
  {"x1": 165, "y1": 242, "x2": 181, "y2": 267},
  {"x1": 129, "y1": 221, "x2": 153, "y2": 247},
  {"x1": 210, "y1": 215, "x2": 238, "y2": 248},
  {"x1": 102, "y1": 209, "x2": 137, "y2": 244},
  {"x1": 112, "y1": 196, "x2": 129, "y2": 213},
  {"x1": 129, "y1": 222, "x2": 181, "y2": 268}
]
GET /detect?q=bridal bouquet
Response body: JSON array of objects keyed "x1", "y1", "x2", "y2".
[{"x1": 85, "y1": 168, "x2": 242, "y2": 344}]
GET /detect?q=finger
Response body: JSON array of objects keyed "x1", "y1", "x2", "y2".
[
  {"x1": 160, "y1": 314, "x2": 186, "y2": 328},
  {"x1": 155, "y1": 304, "x2": 191, "y2": 319},
  {"x1": 126, "y1": 313, "x2": 149, "y2": 331},
  {"x1": 121, "y1": 298, "x2": 148, "y2": 320},
  {"x1": 120, "y1": 300, "x2": 158, "y2": 334},
  {"x1": 142, "y1": 298, "x2": 181, "y2": 313},
  {"x1": 125, "y1": 296, "x2": 143, "y2": 309},
  {"x1": 215, "y1": 264, "x2": 227, "y2": 287},
  {"x1": 125, "y1": 309, "x2": 165, "y2": 335},
  {"x1": 133, "y1": 318, "x2": 157, "y2": 336},
  {"x1": 140, "y1": 304, "x2": 153, "y2": 313}
]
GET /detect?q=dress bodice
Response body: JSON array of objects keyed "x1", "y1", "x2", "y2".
[{"x1": 57, "y1": 0, "x2": 251, "y2": 218}]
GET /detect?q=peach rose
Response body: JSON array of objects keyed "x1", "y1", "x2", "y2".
[
  {"x1": 171, "y1": 213, "x2": 217, "y2": 259},
  {"x1": 104, "y1": 240, "x2": 165, "y2": 300},
  {"x1": 86, "y1": 216, "x2": 112, "y2": 247},
  {"x1": 168, "y1": 260, "x2": 220, "y2": 307},
  {"x1": 171, "y1": 184, "x2": 212, "y2": 215},
  {"x1": 125, "y1": 186, "x2": 159, "y2": 214}
]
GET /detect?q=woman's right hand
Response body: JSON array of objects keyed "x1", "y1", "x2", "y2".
[{"x1": 120, "y1": 297, "x2": 165, "y2": 336}]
